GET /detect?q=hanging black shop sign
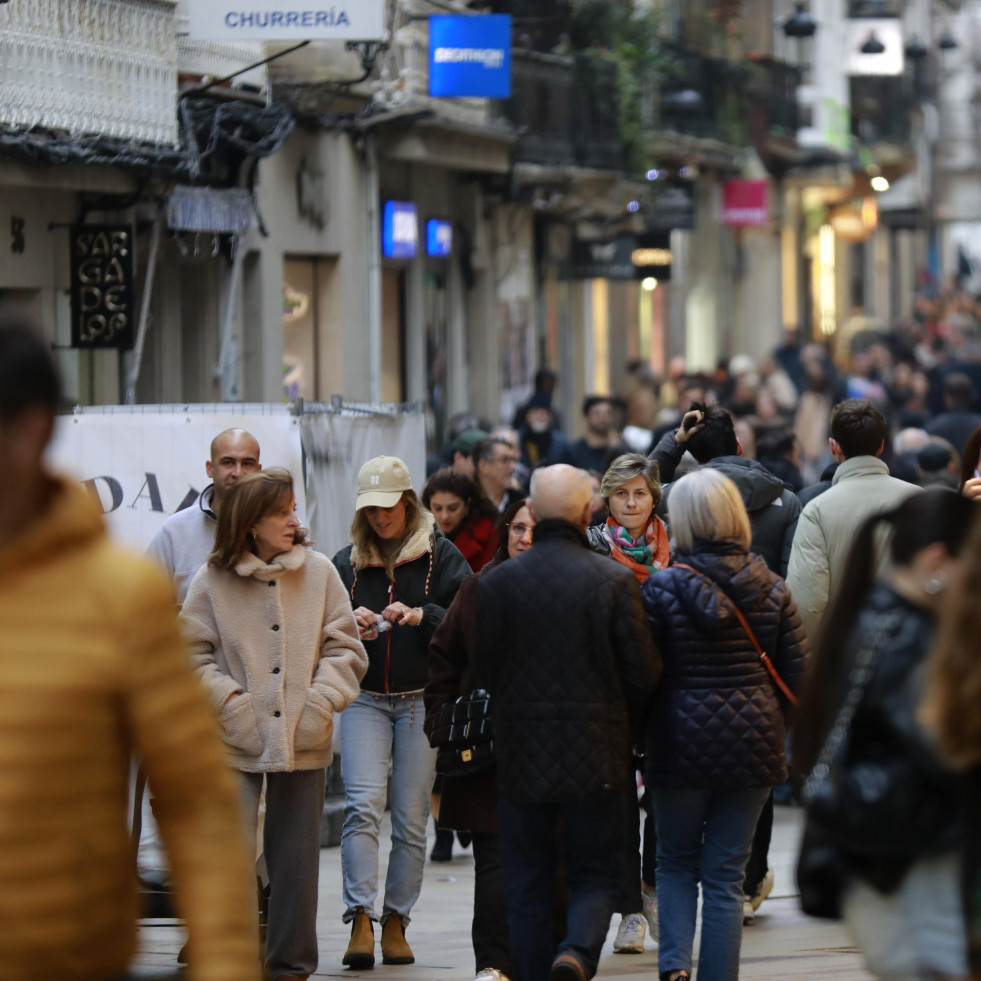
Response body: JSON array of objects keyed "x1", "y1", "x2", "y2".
[
  {"x1": 70, "y1": 224, "x2": 134, "y2": 349},
  {"x1": 569, "y1": 233, "x2": 672, "y2": 281}
]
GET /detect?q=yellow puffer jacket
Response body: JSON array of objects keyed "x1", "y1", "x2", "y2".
[{"x1": 0, "y1": 476, "x2": 260, "y2": 981}]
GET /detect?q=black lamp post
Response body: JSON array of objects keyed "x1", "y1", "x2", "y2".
[{"x1": 783, "y1": 3, "x2": 817, "y2": 83}]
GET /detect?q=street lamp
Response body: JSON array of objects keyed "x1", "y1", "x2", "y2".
[
  {"x1": 783, "y1": 3, "x2": 817, "y2": 84},
  {"x1": 859, "y1": 30, "x2": 887, "y2": 54},
  {"x1": 938, "y1": 29, "x2": 958, "y2": 51}
]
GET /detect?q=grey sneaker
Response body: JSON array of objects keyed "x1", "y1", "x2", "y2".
[
  {"x1": 742, "y1": 898, "x2": 755, "y2": 925},
  {"x1": 475, "y1": 970, "x2": 511, "y2": 981},
  {"x1": 613, "y1": 912, "x2": 647, "y2": 953},
  {"x1": 642, "y1": 890, "x2": 659, "y2": 942}
]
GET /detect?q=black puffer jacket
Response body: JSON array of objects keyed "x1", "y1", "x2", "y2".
[
  {"x1": 652, "y1": 431, "x2": 801, "y2": 575},
  {"x1": 474, "y1": 519, "x2": 662, "y2": 802},
  {"x1": 333, "y1": 521, "x2": 470, "y2": 694},
  {"x1": 641, "y1": 541, "x2": 807, "y2": 789}
]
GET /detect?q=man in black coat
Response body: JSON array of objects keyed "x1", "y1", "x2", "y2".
[{"x1": 474, "y1": 465, "x2": 661, "y2": 981}]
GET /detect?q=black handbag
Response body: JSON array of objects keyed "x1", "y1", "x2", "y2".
[
  {"x1": 802, "y1": 613, "x2": 954, "y2": 859},
  {"x1": 797, "y1": 820, "x2": 848, "y2": 919},
  {"x1": 428, "y1": 689, "x2": 495, "y2": 778}
]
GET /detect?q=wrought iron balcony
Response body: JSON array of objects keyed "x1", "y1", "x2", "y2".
[
  {"x1": 0, "y1": 0, "x2": 178, "y2": 144},
  {"x1": 850, "y1": 75, "x2": 913, "y2": 147},
  {"x1": 498, "y1": 50, "x2": 622, "y2": 171}
]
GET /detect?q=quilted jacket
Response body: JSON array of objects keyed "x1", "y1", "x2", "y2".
[
  {"x1": 640, "y1": 541, "x2": 808, "y2": 790},
  {"x1": 474, "y1": 519, "x2": 662, "y2": 802}
]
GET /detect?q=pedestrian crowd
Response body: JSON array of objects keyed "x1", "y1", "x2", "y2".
[{"x1": 2, "y1": 306, "x2": 981, "y2": 981}]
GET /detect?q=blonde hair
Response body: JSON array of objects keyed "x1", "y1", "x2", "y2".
[
  {"x1": 600, "y1": 453, "x2": 662, "y2": 511},
  {"x1": 350, "y1": 489, "x2": 432, "y2": 578},
  {"x1": 668, "y1": 468, "x2": 751, "y2": 554},
  {"x1": 210, "y1": 468, "x2": 309, "y2": 571}
]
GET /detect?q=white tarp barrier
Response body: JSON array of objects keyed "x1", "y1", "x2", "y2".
[
  {"x1": 47, "y1": 404, "x2": 304, "y2": 553},
  {"x1": 300, "y1": 409, "x2": 426, "y2": 561}
]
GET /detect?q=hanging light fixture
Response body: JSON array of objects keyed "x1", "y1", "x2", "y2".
[
  {"x1": 938, "y1": 30, "x2": 958, "y2": 51},
  {"x1": 860, "y1": 31, "x2": 886, "y2": 55},
  {"x1": 783, "y1": 3, "x2": 817, "y2": 39},
  {"x1": 904, "y1": 35, "x2": 928, "y2": 60}
]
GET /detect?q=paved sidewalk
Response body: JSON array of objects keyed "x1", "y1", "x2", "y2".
[{"x1": 132, "y1": 803, "x2": 872, "y2": 980}]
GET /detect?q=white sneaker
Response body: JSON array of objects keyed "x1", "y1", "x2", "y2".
[
  {"x1": 742, "y1": 898, "x2": 755, "y2": 925},
  {"x1": 613, "y1": 912, "x2": 646, "y2": 953},
  {"x1": 641, "y1": 890, "x2": 659, "y2": 943},
  {"x1": 474, "y1": 970, "x2": 511, "y2": 981},
  {"x1": 748, "y1": 866, "x2": 775, "y2": 912}
]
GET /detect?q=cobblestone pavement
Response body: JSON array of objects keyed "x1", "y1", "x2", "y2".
[{"x1": 132, "y1": 803, "x2": 873, "y2": 980}]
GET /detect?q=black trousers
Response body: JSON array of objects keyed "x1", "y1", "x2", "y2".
[{"x1": 472, "y1": 832, "x2": 514, "y2": 977}]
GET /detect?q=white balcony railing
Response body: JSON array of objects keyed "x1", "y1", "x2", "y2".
[{"x1": 0, "y1": 0, "x2": 179, "y2": 145}]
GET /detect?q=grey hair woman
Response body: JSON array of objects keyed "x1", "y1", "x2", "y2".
[
  {"x1": 640, "y1": 467, "x2": 807, "y2": 981},
  {"x1": 586, "y1": 453, "x2": 670, "y2": 583}
]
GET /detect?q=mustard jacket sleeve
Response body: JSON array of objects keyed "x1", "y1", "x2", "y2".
[{"x1": 121, "y1": 564, "x2": 260, "y2": 981}]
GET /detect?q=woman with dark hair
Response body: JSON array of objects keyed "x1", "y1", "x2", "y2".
[
  {"x1": 958, "y1": 424, "x2": 981, "y2": 500},
  {"x1": 795, "y1": 487, "x2": 975, "y2": 981},
  {"x1": 923, "y1": 505, "x2": 981, "y2": 978},
  {"x1": 332, "y1": 456, "x2": 470, "y2": 969},
  {"x1": 422, "y1": 469, "x2": 501, "y2": 572},
  {"x1": 181, "y1": 468, "x2": 368, "y2": 981},
  {"x1": 425, "y1": 497, "x2": 535, "y2": 981}
]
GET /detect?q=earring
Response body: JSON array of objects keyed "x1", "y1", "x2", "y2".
[{"x1": 924, "y1": 572, "x2": 948, "y2": 595}]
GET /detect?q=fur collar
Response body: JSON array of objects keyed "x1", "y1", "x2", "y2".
[
  {"x1": 234, "y1": 545, "x2": 307, "y2": 580},
  {"x1": 351, "y1": 515, "x2": 434, "y2": 570}
]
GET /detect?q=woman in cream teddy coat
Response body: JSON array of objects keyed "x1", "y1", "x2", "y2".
[{"x1": 181, "y1": 468, "x2": 367, "y2": 981}]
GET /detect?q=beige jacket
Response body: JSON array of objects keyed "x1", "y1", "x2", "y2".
[
  {"x1": 0, "y1": 477, "x2": 259, "y2": 981},
  {"x1": 181, "y1": 547, "x2": 367, "y2": 773},
  {"x1": 786, "y1": 456, "x2": 919, "y2": 644}
]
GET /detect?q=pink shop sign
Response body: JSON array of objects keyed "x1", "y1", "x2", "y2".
[{"x1": 722, "y1": 180, "x2": 770, "y2": 228}]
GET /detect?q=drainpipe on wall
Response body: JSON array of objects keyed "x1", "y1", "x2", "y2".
[
  {"x1": 365, "y1": 135, "x2": 383, "y2": 403},
  {"x1": 125, "y1": 209, "x2": 163, "y2": 405}
]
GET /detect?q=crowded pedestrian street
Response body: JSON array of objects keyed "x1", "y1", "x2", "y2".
[{"x1": 131, "y1": 806, "x2": 873, "y2": 981}]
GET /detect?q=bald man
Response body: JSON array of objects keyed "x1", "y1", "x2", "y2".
[
  {"x1": 474, "y1": 465, "x2": 661, "y2": 981},
  {"x1": 147, "y1": 428, "x2": 261, "y2": 606}
]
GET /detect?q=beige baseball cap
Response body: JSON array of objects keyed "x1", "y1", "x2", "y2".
[{"x1": 356, "y1": 456, "x2": 413, "y2": 510}]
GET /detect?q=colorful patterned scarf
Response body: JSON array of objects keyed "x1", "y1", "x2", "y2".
[{"x1": 601, "y1": 515, "x2": 671, "y2": 582}]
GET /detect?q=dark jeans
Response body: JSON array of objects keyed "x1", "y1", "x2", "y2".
[
  {"x1": 498, "y1": 793, "x2": 623, "y2": 981},
  {"x1": 642, "y1": 789, "x2": 657, "y2": 888},
  {"x1": 472, "y1": 832, "x2": 513, "y2": 978},
  {"x1": 742, "y1": 790, "x2": 774, "y2": 896}
]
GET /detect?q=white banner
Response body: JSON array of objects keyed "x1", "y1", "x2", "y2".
[
  {"x1": 47, "y1": 406, "x2": 305, "y2": 553},
  {"x1": 300, "y1": 410, "x2": 427, "y2": 560},
  {"x1": 186, "y1": 0, "x2": 387, "y2": 41}
]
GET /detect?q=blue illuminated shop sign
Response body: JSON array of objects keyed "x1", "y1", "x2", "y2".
[
  {"x1": 429, "y1": 14, "x2": 512, "y2": 98},
  {"x1": 427, "y1": 220, "x2": 453, "y2": 257},
  {"x1": 383, "y1": 201, "x2": 418, "y2": 259}
]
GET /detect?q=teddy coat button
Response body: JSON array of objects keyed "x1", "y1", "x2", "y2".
[
  {"x1": 272, "y1": 667, "x2": 280, "y2": 674},
  {"x1": 274, "y1": 711, "x2": 281, "y2": 717},
  {"x1": 268, "y1": 580, "x2": 276, "y2": 587},
  {"x1": 271, "y1": 624, "x2": 280, "y2": 631}
]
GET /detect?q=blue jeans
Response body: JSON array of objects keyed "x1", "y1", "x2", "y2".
[
  {"x1": 653, "y1": 786, "x2": 770, "y2": 981},
  {"x1": 498, "y1": 793, "x2": 623, "y2": 981},
  {"x1": 340, "y1": 691, "x2": 437, "y2": 925}
]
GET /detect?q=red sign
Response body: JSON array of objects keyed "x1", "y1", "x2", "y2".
[{"x1": 722, "y1": 179, "x2": 770, "y2": 227}]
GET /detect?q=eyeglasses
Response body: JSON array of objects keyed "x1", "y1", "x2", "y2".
[
  {"x1": 508, "y1": 522, "x2": 533, "y2": 537},
  {"x1": 494, "y1": 454, "x2": 519, "y2": 466}
]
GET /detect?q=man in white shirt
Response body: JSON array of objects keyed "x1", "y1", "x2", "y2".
[{"x1": 147, "y1": 428, "x2": 261, "y2": 605}]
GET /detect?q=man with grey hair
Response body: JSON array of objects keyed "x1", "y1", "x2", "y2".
[{"x1": 474, "y1": 465, "x2": 661, "y2": 981}]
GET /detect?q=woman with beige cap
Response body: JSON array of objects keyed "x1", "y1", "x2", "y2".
[{"x1": 332, "y1": 455, "x2": 471, "y2": 969}]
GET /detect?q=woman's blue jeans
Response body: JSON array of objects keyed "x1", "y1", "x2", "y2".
[
  {"x1": 653, "y1": 786, "x2": 770, "y2": 981},
  {"x1": 340, "y1": 691, "x2": 437, "y2": 925}
]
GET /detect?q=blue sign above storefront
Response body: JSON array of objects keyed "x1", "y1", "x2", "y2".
[
  {"x1": 427, "y1": 220, "x2": 453, "y2": 257},
  {"x1": 429, "y1": 15, "x2": 512, "y2": 99},
  {"x1": 382, "y1": 201, "x2": 418, "y2": 259}
]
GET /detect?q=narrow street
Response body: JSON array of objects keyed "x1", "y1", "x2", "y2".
[{"x1": 133, "y1": 804, "x2": 873, "y2": 980}]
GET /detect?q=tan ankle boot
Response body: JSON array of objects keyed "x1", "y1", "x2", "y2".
[
  {"x1": 342, "y1": 906, "x2": 375, "y2": 969},
  {"x1": 381, "y1": 914, "x2": 414, "y2": 965}
]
